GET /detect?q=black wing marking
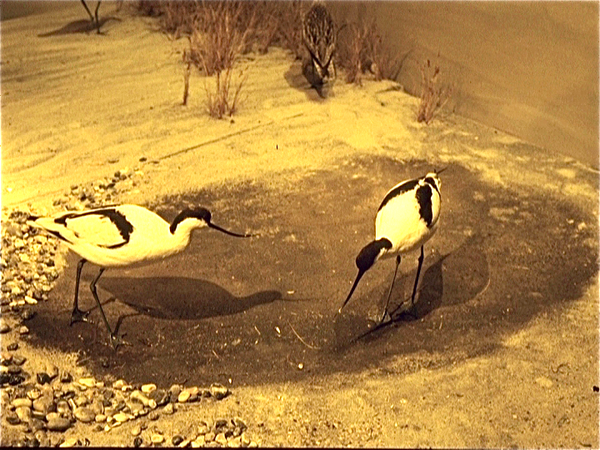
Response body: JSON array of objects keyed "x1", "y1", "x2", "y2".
[
  {"x1": 378, "y1": 179, "x2": 419, "y2": 212},
  {"x1": 425, "y1": 177, "x2": 440, "y2": 196},
  {"x1": 416, "y1": 184, "x2": 433, "y2": 227},
  {"x1": 55, "y1": 208, "x2": 134, "y2": 248}
]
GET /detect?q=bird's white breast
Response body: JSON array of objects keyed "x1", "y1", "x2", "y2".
[{"x1": 375, "y1": 183, "x2": 441, "y2": 256}]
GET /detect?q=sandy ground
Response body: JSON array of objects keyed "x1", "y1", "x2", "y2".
[{"x1": 1, "y1": 2, "x2": 599, "y2": 447}]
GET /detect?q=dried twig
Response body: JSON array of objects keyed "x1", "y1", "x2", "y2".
[{"x1": 288, "y1": 322, "x2": 321, "y2": 350}]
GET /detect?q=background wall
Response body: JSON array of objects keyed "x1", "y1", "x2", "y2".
[
  {"x1": 2, "y1": 2, "x2": 598, "y2": 168},
  {"x1": 330, "y1": 2, "x2": 599, "y2": 168}
]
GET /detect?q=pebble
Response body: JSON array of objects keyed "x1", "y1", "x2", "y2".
[
  {"x1": 130, "y1": 424, "x2": 142, "y2": 436},
  {"x1": 35, "y1": 430, "x2": 50, "y2": 447},
  {"x1": 148, "y1": 410, "x2": 160, "y2": 421},
  {"x1": 215, "y1": 418, "x2": 229, "y2": 428},
  {"x1": 27, "y1": 388, "x2": 42, "y2": 400},
  {"x1": 228, "y1": 436, "x2": 242, "y2": 448},
  {"x1": 233, "y1": 417, "x2": 247, "y2": 431},
  {"x1": 8, "y1": 365, "x2": 21, "y2": 374},
  {"x1": 215, "y1": 433, "x2": 228, "y2": 445},
  {"x1": 18, "y1": 326, "x2": 29, "y2": 335},
  {"x1": 133, "y1": 436, "x2": 143, "y2": 447},
  {"x1": 95, "y1": 414, "x2": 107, "y2": 423},
  {"x1": 12, "y1": 354, "x2": 26, "y2": 365},
  {"x1": 60, "y1": 372, "x2": 73, "y2": 383},
  {"x1": 130, "y1": 390, "x2": 155, "y2": 408},
  {"x1": 151, "y1": 433, "x2": 165, "y2": 444},
  {"x1": 113, "y1": 412, "x2": 130, "y2": 423},
  {"x1": 6, "y1": 342, "x2": 18, "y2": 351},
  {"x1": 210, "y1": 383, "x2": 230, "y2": 400},
  {"x1": 178, "y1": 390, "x2": 191, "y2": 403},
  {"x1": 46, "y1": 416, "x2": 72, "y2": 431},
  {"x1": 32, "y1": 396, "x2": 54, "y2": 414},
  {"x1": 5, "y1": 410, "x2": 20, "y2": 425},
  {"x1": 47, "y1": 365, "x2": 59, "y2": 380},
  {"x1": 79, "y1": 377, "x2": 96, "y2": 388},
  {"x1": 20, "y1": 308, "x2": 36, "y2": 321},
  {"x1": 204, "y1": 432, "x2": 216, "y2": 443},
  {"x1": 535, "y1": 376, "x2": 554, "y2": 388},
  {"x1": 74, "y1": 406, "x2": 96, "y2": 423},
  {"x1": 149, "y1": 389, "x2": 169, "y2": 406},
  {"x1": 37, "y1": 372, "x2": 52, "y2": 385},
  {"x1": 172, "y1": 435, "x2": 184, "y2": 446},
  {"x1": 15, "y1": 405, "x2": 32, "y2": 423},
  {"x1": 192, "y1": 436, "x2": 205, "y2": 447},
  {"x1": 178, "y1": 438, "x2": 192, "y2": 448},
  {"x1": 241, "y1": 432, "x2": 251, "y2": 447},
  {"x1": 59, "y1": 437, "x2": 80, "y2": 448},
  {"x1": 163, "y1": 403, "x2": 175, "y2": 415},
  {"x1": 32, "y1": 417, "x2": 46, "y2": 430},
  {"x1": 141, "y1": 383, "x2": 156, "y2": 394},
  {"x1": 56, "y1": 400, "x2": 71, "y2": 416},
  {"x1": 198, "y1": 421, "x2": 210, "y2": 434},
  {"x1": 112, "y1": 379, "x2": 127, "y2": 389},
  {"x1": 74, "y1": 394, "x2": 89, "y2": 407},
  {"x1": 1, "y1": 352, "x2": 12, "y2": 365},
  {"x1": 12, "y1": 397, "x2": 33, "y2": 408}
]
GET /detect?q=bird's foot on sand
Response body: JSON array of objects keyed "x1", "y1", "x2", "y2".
[{"x1": 70, "y1": 308, "x2": 90, "y2": 325}]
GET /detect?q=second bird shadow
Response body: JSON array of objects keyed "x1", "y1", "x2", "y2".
[{"x1": 99, "y1": 276, "x2": 281, "y2": 321}]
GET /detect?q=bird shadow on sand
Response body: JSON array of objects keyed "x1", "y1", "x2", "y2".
[
  {"x1": 99, "y1": 276, "x2": 282, "y2": 321},
  {"x1": 334, "y1": 233, "x2": 490, "y2": 347},
  {"x1": 283, "y1": 62, "x2": 328, "y2": 101},
  {"x1": 38, "y1": 17, "x2": 121, "y2": 37}
]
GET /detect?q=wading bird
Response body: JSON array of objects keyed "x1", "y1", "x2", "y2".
[
  {"x1": 302, "y1": 2, "x2": 336, "y2": 96},
  {"x1": 339, "y1": 169, "x2": 445, "y2": 323},
  {"x1": 28, "y1": 205, "x2": 255, "y2": 348}
]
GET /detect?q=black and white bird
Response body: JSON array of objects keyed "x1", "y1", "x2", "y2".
[
  {"x1": 339, "y1": 169, "x2": 445, "y2": 323},
  {"x1": 27, "y1": 205, "x2": 254, "y2": 348},
  {"x1": 302, "y1": 2, "x2": 336, "y2": 96}
]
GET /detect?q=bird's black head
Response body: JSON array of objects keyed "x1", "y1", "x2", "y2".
[
  {"x1": 356, "y1": 238, "x2": 392, "y2": 272},
  {"x1": 338, "y1": 238, "x2": 393, "y2": 313},
  {"x1": 169, "y1": 207, "x2": 211, "y2": 234}
]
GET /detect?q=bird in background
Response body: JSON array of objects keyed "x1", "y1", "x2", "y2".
[
  {"x1": 302, "y1": 1, "x2": 336, "y2": 96},
  {"x1": 28, "y1": 205, "x2": 255, "y2": 348},
  {"x1": 339, "y1": 169, "x2": 445, "y2": 323}
]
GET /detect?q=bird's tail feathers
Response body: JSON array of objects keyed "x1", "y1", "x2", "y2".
[{"x1": 27, "y1": 216, "x2": 76, "y2": 244}]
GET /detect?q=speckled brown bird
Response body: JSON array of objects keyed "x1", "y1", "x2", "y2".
[{"x1": 302, "y1": 2, "x2": 336, "y2": 95}]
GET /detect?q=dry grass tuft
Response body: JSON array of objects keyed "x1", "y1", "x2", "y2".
[
  {"x1": 416, "y1": 57, "x2": 453, "y2": 125},
  {"x1": 186, "y1": 2, "x2": 256, "y2": 76},
  {"x1": 204, "y1": 68, "x2": 247, "y2": 119},
  {"x1": 338, "y1": 23, "x2": 369, "y2": 85},
  {"x1": 337, "y1": 20, "x2": 404, "y2": 84},
  {"x1": 270, "y1": 1, "x2": 305, "y2": 59}
]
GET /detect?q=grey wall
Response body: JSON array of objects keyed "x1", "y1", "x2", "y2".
[{"x1": 330, "y1": 2, "x2": 599, "y2": 168}]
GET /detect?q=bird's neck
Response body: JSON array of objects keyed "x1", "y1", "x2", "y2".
[{"x1": 168, "y1": 221, "x2": 203, "y2": 250}]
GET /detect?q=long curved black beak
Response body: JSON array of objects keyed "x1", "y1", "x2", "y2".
[
  {"x1": 338, "y1": 269, "x2": 365, "y2": 313},
  {"x1": 435, "y1": 167, "x2": 448, "y2": 175},
  {"x1": 208, "y1": 222, "x2": 256, "y2": 238}
]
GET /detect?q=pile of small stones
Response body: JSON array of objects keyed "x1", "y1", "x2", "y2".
[
  {"x1": 1, "y1": 364, "x2": 256, "y2": 447},
  {"x1": 52, "y1": 166, "x2": 144, "y2": 211},
  {"x1": 1, "y1": 166, "x2": 257, "y2": 447}
]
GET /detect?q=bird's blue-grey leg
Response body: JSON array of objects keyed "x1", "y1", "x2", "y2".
[
  {"x1": 380, "y1": 255, "x2": 401, "y2": 323},
  {"x1": 94, "y1": 1, "x2": 101, "y2": 33},
  {"x1": 80, "y1": 0, "x2": 95, "y2": 23},
  {"x1": 89, "y1": 268, "x2": 125, "y2": 349},
  {"x1": 70, "y1": 259, "x2": 90, "y2": 325},
  {"x1": 409, "y1": 246, "x2": 425, "y2": 308}
]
